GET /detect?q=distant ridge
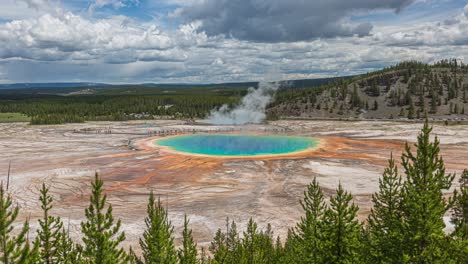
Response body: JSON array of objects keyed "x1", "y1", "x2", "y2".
[
  {"x1": 0, "y1": 76, "x2": 351, "y2": 90},
  {"x1": 0, "y1": 82, "x2": 110, "y2": 89}
]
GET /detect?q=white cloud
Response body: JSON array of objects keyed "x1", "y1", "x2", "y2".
[
  {"x1": 0, "y1": 0, "x2": 58, "y2": 20},
  {"x1": 88, "y1": 0, "x2": 140, "y2": 14},
  {"x1": 0, "y1": 0, "x2": 466, "y2": 83},
  {"x1": 373, "y1": 10, "x2": 468, "y2": 47},
  {"x1": 20, "y1": 0, "x2": 55, "y2": 11},
  {"x1": 0, "y1": 12, "x2": 206, "y2": 63}
]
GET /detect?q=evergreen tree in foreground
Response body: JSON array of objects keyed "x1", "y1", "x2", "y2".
[
  {"x1": 367, "y1": 155, "x2": 405, "y2": 263},
  {"x1": 209, "y1": 219, "x2": 243, "y2": 264},
  {"x1": 281, "y1": 229, "x2": 302, "y2": 263},
  {"x1": 209, "y1": 228, "x2": 227, "y2": 263},
  {"x1": 208, "y1": 218, "x2": 279, "y2": 264},
  {"x1": 451, "y1": 169, "x2": 468, "y2": 262},
  {"x1": 81, "y1": 173, "x2": 128, "y2": 264},
  {"x1": 258, "y1": 224, "x2": 277, "y2": 264},
  {"x1": 323, "y1": 183, "x2": 362, "y2": 264},
  {"x1": 38, "y1": 183, "x2": 65, "y2": 264},
  {"x1": 0, "y1": 183, "x2": 36, "y2": 263},
  {"x1": 242, "y1": 218, "x2": 267, "y2": 263},
  {"x1": 295, "y1": 177, "x2": 326, "y2": 263},
  {"x1": 138, "y1": 190, "x2": 177, "y2": 264},
  {"x1": 37, "y1": 183, "x2": 81, "y2": 263},
  {"x1": 401, "y1": 121, "x2": 455, "y2": 263},
  {"x1": 178, "y1": 215, "x2": 198, "y2": 264},
  {"x1": 56, "y1": 226, "x2": 82, "y2": 264}
]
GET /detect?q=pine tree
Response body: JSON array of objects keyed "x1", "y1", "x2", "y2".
[
  {"x1": 0, "y1": 183, "x2": 35, "y2": 263},
  {"x1": 274, "y1": 236, "x2": 284, "y2": 263},
  {"x1": 430, "y1": 92, "x2": 437, "y2": 114},
  {"x1": 37, "y1": 183, "x2": 65, "y2": 264},
  {"x1": 295, "y1": 177, "x2": 326, "y2": 263},
  {"x1": 260, "y1": 224, "x2": 277, "y2": 264},
  {"x1": 199, "y1": 247, "x2": 210, "y2": 264},
  {"x1": 451, "y1": 169, "x2": 468, "y2": 262},
  {"x1": 81, "y1": 173, "x2": 128, "y2": 264},
  {"x1": 178, "y1": 215, "x2": 198, "y2": 264},
  {"x1": 242, "y1": 218, "x2": 265, "y2": 263},
  {"x1": 139, "y1": 190, "x2": 177, "y2": 264},
  {"x1": 358, "y1": 227, "x2": 373, "y2": 264},
  {"x1": 401, "y1": 121, "x2": 455, "y2": 263},
  {"x1": 367, "y1": 155, "x2": 405, "y2": 263},
  {"x1": 407, "y1": 101, "x2": 415, "y2": 119},
  {"x1": 209, "y1": 228, "x2": 227, "y2": 263},
  {"x1": 239, "y1": 218, "x2": 276, "y2": 264},
  {"x1": 323, "y1": 183, "x2": 362, "y2": 263},
  {"x1": 419, "y1": 91, "x2": 425, "y2": 113},
  {"x1": 351, "y1": 84, "x2": 361, "y2": 108},
  {"x1": 225, "y1": 219, "x2": 243, "y2": 263},
  {"x1": 56, "y1": 226, "x2": 82, "y2": 263},
  {"x1": 25, "y1": 238, "x2": 41, "y2": 264},
  {"x1": 281, "y1": 229, "x2": 302, "y2": 264},
  {"x1": 209, "y1": 219, "x2": 244, "y2": 264}
]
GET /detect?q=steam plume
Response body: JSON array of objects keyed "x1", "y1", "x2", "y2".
[{"x1": 205, "y1": 82, "x2": 281, "y2": 125}]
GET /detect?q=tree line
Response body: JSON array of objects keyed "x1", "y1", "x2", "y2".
[
  {"x1": 0, "y1": 94, "x2": 239, "y2": 125},
  {"x1": 1, "y1": 122, "x2": 467, "y2": 263}
]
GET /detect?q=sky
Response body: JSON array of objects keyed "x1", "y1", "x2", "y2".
[{"x1": 0, "y1": 0, "x2": 467, "y2": 84}]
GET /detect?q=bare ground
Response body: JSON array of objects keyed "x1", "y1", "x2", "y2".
[{"x1": 1, "y1": 120, "x2": 467, "y2": 249}]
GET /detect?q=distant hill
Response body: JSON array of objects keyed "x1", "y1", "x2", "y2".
[
  {"x1": 268, "y1": 60, "x2": 468, "y2": 120},
  {"x1": 0, "y1": 82, "x2": 109, "y2": 89},
  {"x1": 0, "y1": 77, "x2": 347, "y2": 96}
]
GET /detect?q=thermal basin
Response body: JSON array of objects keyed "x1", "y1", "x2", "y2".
[{"x1": 155, "y1": 134, "x2": 318, "y2": 157}]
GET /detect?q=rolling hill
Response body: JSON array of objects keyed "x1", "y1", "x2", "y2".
[{"x1": 268, "y1": 60, "x2": 468, "y2": 120}]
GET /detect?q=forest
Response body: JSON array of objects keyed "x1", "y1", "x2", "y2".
[
  {"x1": 1, "y1": 121, "x2": 467, "y2": 263},
  {"x1": 0, "y1": 94, "x2": 240, "y2": 125}
]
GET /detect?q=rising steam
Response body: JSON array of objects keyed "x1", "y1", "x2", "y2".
[{"x1": 205, "y1": 82, "x2": 281, "y2": 125}]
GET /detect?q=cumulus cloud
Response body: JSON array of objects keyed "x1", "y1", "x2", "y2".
[
  {"x1": 88, "y1": 0, "x2": 139, "y2": 14},
  {"x1": 0, "y1": 0, "x2": 466, "y2": 84},
  {"x1": 19, "y1": 0, "x2": 56, "y2": 11},
  {"x1": 374, "y1": 9, "x2": 468, "y2": 47},
  {"x1": 0, "y1": 12, "x2": 206, "y2": 63},
  {"x1": 177, "y1": 0, "x2": 415, "y2": 42},
  {"x1": 464, "y1": 4, "x2": 468, "y2": 18}
]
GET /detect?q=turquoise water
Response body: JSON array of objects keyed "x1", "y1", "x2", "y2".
[{"x1": 155, "y1": 134, "x2": 318, "y2": 156}]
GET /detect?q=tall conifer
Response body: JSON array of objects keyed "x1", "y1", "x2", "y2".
[
  {"x1": 178, "y1": 215, "x2": 198, "y2": 264},
  {"x1": 401, "y1": 121, "x2": 455, "y2": 262},
  {"x1": 37, "y1": 183, "x2": 65, "y2": 264},
  {"x1": 0, "y1": 183, "x2": 35, "y2": 263},
  {"x1": 242, "y1": 218, "x2": 266, "y2": 263},
  {"x1": 81, "y1": 173, "x2": 128, "y2": 263},
  {"x1": 451, "y1": 169, "x2": 468, "y2": 262},
  {"x1": 295, "y1": 177, "x2": 326, "y2": 263},
  {"x1": 367, "y1": 155, "x2": 404, "y2": 263},
  {"x1": 139, "y1": 190, "x2": 177, "y2": 264},
  {"x1": 323, "y1": 183, "x2": 362, "y2": 264}
]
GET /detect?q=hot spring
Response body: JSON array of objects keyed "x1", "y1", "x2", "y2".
[{"x1": 155, "y1": 134, "x2": 318, "y2": 157}]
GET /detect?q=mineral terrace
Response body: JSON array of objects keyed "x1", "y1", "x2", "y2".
[{"x1": 1, "y1": 120, "x2": 467, "y2": 249}]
